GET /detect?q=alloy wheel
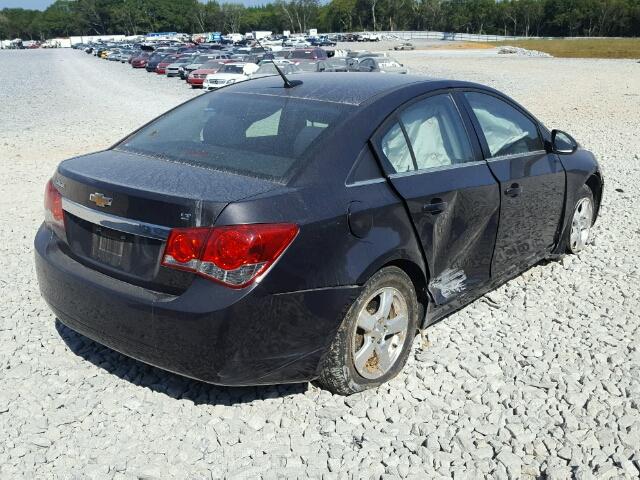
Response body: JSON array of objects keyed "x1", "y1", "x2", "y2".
[
  {"x1": 570, "y1": 197, "x2": 593, "y2": 252},
  {"x1": 352, "y1": 287, "x2": 409, "y2": 379}
]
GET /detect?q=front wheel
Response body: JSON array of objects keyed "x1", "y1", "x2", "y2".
[
  {"x1": 317, "y1": 267, "x2": 419, "y2": 395},
  {"x1": 567, "y1": 185, "x2": 595, "y2": 253}
]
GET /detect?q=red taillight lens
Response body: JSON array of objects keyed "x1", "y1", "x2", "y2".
[
  {"x1": 161, "y1": 224, "x2": 298, "y2": 288},
  {"x1": 44, "y1": 179, "x2": 64, "y2": 229},
  {"x1": 163, "y1": 228, "x2": 209, "y2": 267}
]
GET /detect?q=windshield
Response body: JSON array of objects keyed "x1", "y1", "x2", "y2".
[
  {"x1": 117, "y1": 91, "x2": 352, "y2": 181},
  {"x1": 191, "y1": 55, "x2": 210, "y2": 64},
  {"x1": 220, "y1": 65, "x2": 244, "y2": 74},
  {"x1": 201, "y1": 61, "x2": 224, "y2": 70}
]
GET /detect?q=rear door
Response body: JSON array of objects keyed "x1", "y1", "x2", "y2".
[
  {"x1": 460, "y1": 91, "x2": 566, "y2": 278},
  {"x1": 372, "y1": 92, "x2": 500, "y2": 305}
]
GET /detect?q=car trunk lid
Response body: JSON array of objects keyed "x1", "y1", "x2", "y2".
[{"x1": 54, "y1": 149, "x2": 279, "y2": 293}]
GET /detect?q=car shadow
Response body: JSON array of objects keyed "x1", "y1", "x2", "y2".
[{"x1": 55, "y1": 319, "x2": 308, "y2": 405}]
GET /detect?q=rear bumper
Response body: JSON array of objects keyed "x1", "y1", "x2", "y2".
[{"x1": 35, "y1": 225, "x2": 360, "y2": 386}]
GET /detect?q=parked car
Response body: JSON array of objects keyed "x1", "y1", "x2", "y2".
[
  {"x1": 35, "y1": 74, "x2": 604, "y2": 395},
  {"x1": 394, "y1": 42, "x2": 415, "y2": 51},
  {"x1": 202, "y1": 62, "x2": 258, "y2": 90},
  {"x1": 186, "y1": 60, "x2": 230, "y2": 88},
  {"x1": 357, "y1": 33, "x2": 382, "y2": 42},
  {"x1": 165, "y1": 54, "x2": 196, "y2": 77},
  {"x1": 182, "y1": 54, "x2": 231, "y2": 79},
  {"x1": 106, "y1": 50, "x2": 122, "y2": 61},
  {"x1": 287, "y1": 48, "x2": 328, "y2": 61},
  {"x1": 156, "y1": 54, "x2": 181, "y2": 74},
  {"x1": 283, "y1": 37, "x2": 311, "y2": 48},
  {"x1": 131, "y1": 53, "x2": 151, "y2": 68},
  {"x1": 356, "y1": 56, "x2": 408, "y2": 74},
  {"x1": 310, "y1": 36, "x2": 336, "y2": 47},
  {"x1": 145, "y1": 53, "x2": 169, "y2": 72}
]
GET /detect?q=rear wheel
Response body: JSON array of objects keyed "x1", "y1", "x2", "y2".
[
  {"x1": 567, "y1": 185, "x2": 595, "y2": 253},
  {"x1": 317, "y1": 267, "x2": 419, "y2": 395}
]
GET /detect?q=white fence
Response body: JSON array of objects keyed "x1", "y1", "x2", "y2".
[{"x1": 344, "y1": 30, "x2": 551, "y2": 42}]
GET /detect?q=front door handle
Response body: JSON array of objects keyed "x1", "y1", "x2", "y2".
[
  {"x1": 505, "y1": 183, "x2": 522, "y2": 197},
  {"x1": 423, "y1": 199, "x2": 448, "y2": 215}
]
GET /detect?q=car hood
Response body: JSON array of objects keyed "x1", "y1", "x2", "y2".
[{"x1": 192, "y1": 69, "x2": 217, "y2": 75}]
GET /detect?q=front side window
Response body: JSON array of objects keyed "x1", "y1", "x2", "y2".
[
  {"x1": 464, "y1": 92, "x2": 543, "y2": 158},
  {"x1": 399, "y1": 94, "x2": 474, "y2": 170}
]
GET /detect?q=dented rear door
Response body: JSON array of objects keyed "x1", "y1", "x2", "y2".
[{"x1": 371, "y1": 92, "x2": 500, "y2": 305}]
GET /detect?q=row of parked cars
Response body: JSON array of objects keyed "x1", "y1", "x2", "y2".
[{"x1": 77, "y1": 40, "x2": 408, "y2": 91}]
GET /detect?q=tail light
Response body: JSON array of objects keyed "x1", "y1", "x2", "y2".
[
  {"x1": 44, "y1": 179, "x2": 64, "y2": 230},
  {"x1": 161, "y1": 224, "x2": 298, "y2": 288}
]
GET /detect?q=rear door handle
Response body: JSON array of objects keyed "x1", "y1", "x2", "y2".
[
  {"x1": 505, "y1": 184, "x2": 522, "y2": 197},
  {"x1": 423, "y1": 199, "x2": 448, "y2": 215}
]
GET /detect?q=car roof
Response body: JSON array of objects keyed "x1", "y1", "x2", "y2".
[{"x1": 228, "y1": 73, "x2": 477, "y2": 106}]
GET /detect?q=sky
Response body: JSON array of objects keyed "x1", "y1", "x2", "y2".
[{"x1": 0, "y1": 0, "x2": 268, "y2": 9}]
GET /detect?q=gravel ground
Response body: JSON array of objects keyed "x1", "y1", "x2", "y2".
[{"x1": 1, "y1": 48, "x2": 639, "y2": 479}]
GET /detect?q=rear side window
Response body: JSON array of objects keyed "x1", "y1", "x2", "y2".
[
  {"x1": 381, "y1": 122, "x2": 414, "y2": 173},
  {"x1": 118, "y1": 92, "x2": 352, "y2": 181},
  {"x1": 464, "y1": 92, "x2": 543, "y2": 158},
  {"x1": 347, "y1": 145, "x2": 383, "y2": 184}
]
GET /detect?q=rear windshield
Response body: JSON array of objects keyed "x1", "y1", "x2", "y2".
[
  {"x1": 256, "y1": 63, "x2": 279, "y2": 75},
  {"x1": 117, "y1": 91, "x2": 353, "y2": 181},
  {"x1": 289, "y1": 50, "x2": 317, "y2": 59},
  {"x1": 297, "y1": 62, "x2": 318, "y2": 72}
]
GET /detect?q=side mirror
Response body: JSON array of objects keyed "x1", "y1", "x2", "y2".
[{"x1": 551, "y1": 129, "x2": 578, "y2": 154}]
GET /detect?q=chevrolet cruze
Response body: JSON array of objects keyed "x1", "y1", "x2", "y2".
[{"x1": 35, "y1": 74, "x2": 604, "y2": 395}]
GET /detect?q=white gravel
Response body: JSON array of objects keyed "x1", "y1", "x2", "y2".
[{"x1": 1, "y1": 48, "x2": 639, "y2": 479}]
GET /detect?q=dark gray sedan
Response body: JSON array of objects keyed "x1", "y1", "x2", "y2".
[{"x1": 35, "y1": 74, "x2": 603, "y2": 395}]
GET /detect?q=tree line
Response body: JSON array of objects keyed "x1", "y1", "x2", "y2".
[{"x1": 1, "y1": 0, "x2": 639, "y2": 41}]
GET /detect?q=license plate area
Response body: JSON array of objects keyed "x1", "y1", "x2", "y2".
[{"x1": 90, "y1": 226, "x2": 132, "y2": 268}]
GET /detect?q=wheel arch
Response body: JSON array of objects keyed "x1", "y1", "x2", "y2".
[
  {"x1": 585, "y1": 172, "x2": 603, "y2": 223},
  {"x1": 381, "y1": 258, "x2": 429, "y2": 315}
]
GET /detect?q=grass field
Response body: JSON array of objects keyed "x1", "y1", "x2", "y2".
[{"x1": 493, "y1": 38, "x2": 640, "y2": 59}]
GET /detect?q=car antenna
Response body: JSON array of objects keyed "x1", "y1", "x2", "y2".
[{"x1": 254, "y1": 37, "x2": 302, "y2": 88}]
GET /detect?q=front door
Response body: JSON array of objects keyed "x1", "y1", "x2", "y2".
[
  {"x1": 461, "y1": 91, "x2": 566, "y2": 278},
  {"x1": 373, "y1": 92, "x2": 500, "y2": 305}
]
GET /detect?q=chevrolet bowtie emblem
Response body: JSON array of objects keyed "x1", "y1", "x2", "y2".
[{"x1": 89, "y1": 192, "x2": 112, "y2": 208}]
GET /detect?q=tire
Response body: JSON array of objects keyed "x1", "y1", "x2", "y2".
[
  {"x1": 567, "y1": 184, "x2": 595, "y2": 254},
  {"x1": 316, "y1": 266, "x2": 419, "y2": 395}
]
